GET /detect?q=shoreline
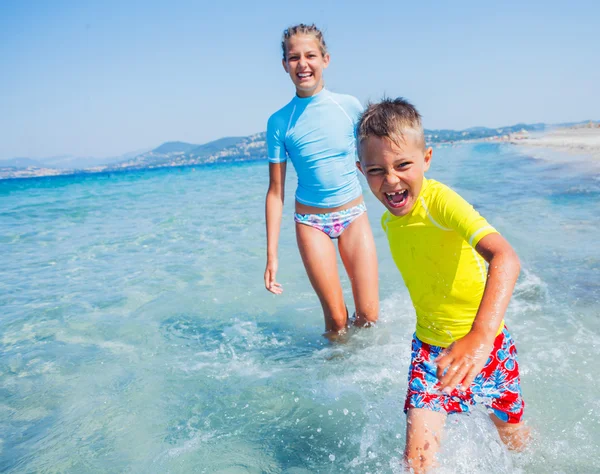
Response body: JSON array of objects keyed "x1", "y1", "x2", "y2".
[{"x1": 508, "y1": 123, "x2": 600, "y2": 164}]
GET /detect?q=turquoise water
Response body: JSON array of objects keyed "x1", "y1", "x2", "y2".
[{"x1": 1, "y1": 143, "x2": 598, "y2": 473}]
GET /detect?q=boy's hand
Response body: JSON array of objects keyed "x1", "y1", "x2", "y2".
[
  {"x1": 435, "y1": 330, "x2": 494, "y2": 393},
  {"x1": 264, "y1": 259, "x2": 283, "y2": 294}
]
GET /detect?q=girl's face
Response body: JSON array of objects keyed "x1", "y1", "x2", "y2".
[{"x1": 282, "y1": 34, "x2": 329, "y2": 98}]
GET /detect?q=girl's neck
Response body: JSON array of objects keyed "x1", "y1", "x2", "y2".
[{"x1": 295, "y1": 82, "x2": 325, "y2": 98}]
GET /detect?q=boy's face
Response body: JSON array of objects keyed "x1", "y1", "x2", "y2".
[{"x1": 358, "y1": 134, "x2": 432, "y2": 217}]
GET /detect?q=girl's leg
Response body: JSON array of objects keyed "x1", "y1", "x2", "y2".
[
  {"x1": 296, "y1": 222, "x2": 347, "y2": 333},
  {"x1": 404, "y1": 408, "x2": 446, "y2": 473},
  {"x1": 489, "y1": 414, "x2": 530, "y2": 451},
  {"x1": 337, "y1": 212, "x2": 379, "y2": 326}
]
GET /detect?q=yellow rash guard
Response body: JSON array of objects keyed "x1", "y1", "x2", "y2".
[{"x1": 382, "y1": 178, "x2": 501, "y2": 348}]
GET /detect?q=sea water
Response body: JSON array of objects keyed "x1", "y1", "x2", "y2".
[{"x1": 1, "y1": 143, "x2": 598, "y2": 473}]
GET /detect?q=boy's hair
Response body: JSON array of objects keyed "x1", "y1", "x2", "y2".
[
  {"x1": 281, "y1": 24, "x2": 328, "y2": 61},
  {"x1": 356, "y1": 98, "x2": 426, "y2": 152}
]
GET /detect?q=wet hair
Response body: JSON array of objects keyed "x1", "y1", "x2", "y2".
[
  {"x1": 281, "y1": 23, "x2": 328, "y2": 61},
  {"x1": 356, "y1": 97, "x2": 426, "y2": 153}
]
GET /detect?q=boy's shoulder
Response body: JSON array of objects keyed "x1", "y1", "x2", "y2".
[
  {"x1": 420, "y1": 178, "x2": 473, "y2": 212},
  {"x1": 422, "y1": 178, "x2": 455, "y2": 200}
]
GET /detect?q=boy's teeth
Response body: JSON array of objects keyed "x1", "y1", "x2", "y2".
[{"x1": 385, "y1": 189, "x2": 408, "y2": 206}]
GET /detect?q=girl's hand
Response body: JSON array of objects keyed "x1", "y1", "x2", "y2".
[
  {"x1": 435, "y1": 330, "x2": 494, "y2": 393},
  {"x1": 264, "y1": 259, "x2": 283, "y2": 294}
]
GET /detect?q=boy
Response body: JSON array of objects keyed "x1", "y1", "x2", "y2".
[{"x1": 356, "y1": 98, "x2": 529, "y2": 472}]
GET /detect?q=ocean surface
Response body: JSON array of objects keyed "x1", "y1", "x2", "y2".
[{"x1": 1, "y1": 143, "x2": 599, "y2": 473}]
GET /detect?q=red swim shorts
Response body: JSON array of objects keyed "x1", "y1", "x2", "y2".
[{"x1": 405, "y1": 326, "x2": 525, "y2": 423}]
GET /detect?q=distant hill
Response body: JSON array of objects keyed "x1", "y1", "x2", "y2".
[
  {"x1": 424, "y1": 123, "x2": 547, "y2": 142},
  {"x1": 109, "y1": 133, "x2": 266, "y2": 172},
  {"x1": 0, "y1": 157, "x2": 47, "y2": 168},
  {"x1": 152, "y1": 141, "x2": 200, "y2": 154},
  {"x1": 1, "y1": 120, "x2": 595, "y2": 180},
  {"x1": 0, "y1": 148, "x2": 152, "y2": 176}
]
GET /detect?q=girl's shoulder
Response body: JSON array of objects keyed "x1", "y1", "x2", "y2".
[
  {"x1": 327, "y1": 91, "x2": 363, "y2": 114},
  {"x1": 267, "y1": 97, "x2": 296, "y2": 128}
]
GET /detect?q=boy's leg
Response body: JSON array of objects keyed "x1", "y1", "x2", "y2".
[
  {"x1": 404, "y1": 408, "x2": 447, "y2": 473},
  {"x1": 482, "y1": 327, "x2": 529, "y2": 451},
  {"x1": 489, "y1": 414, "x2": 530, "y2": 451},
  {"x1": 337, "y1": 212, "x2": 379, "y2": 326},
  {"x1": 296, "y1": 222, "x2": 347, "y2": 333}
]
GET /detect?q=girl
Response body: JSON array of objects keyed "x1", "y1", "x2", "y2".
[{"x1": 264, "y1": 24, "x2": 379, "y2": 336}]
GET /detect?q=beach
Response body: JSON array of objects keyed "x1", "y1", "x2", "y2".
[{"x1": 510, "y1": 123, "x2": 600, "y2": 163}]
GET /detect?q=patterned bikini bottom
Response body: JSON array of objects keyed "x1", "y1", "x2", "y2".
[{"x1": 294, "y1": 202, "x2": 367, "y2": 239}]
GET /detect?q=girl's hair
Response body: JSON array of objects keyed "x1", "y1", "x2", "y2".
[{"x1": 281, "y1": 23, "x2": 328, "y2": 61}]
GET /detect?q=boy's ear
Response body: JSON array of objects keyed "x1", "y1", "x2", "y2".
[
  {"x1": 356, "y1": 160, "x2": 365, "y2": 175},
  {"x1": 423, "y1": 147, "x2": 433, "y2": 172},
  {"x1": 282, "y1": 59, "x2": 289, "y2": 73}
]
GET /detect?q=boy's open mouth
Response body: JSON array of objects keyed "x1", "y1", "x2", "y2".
[{"x1": 385, "y1": 189, "x2": 408, "y2": 208}]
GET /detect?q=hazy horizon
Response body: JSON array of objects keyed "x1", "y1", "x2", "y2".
[{"x1": 2, "y1": 0, "x2": 599, "y2": 160}]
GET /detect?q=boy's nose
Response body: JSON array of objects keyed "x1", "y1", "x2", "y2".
[{"x1": 385, "y1": 173, "x2": 401, "y2": 185}]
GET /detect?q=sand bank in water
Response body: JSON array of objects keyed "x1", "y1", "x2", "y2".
[{"x1": 511, "y1": 125, "x2": 600, "y2": 163}]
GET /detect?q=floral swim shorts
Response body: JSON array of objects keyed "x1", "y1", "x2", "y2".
[
  {"x1": 405, "y1": 326, "x2": 525, "y2": 423},
  {"x1": 294, "y1": 202, "x2": 367, "y2": 239}
]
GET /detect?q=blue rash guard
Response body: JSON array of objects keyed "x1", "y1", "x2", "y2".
[{"x1": 267, "y1": 89, "x2": 364, "y2": 208}]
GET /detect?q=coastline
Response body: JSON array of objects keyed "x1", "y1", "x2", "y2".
[{"x1": 508, "y1": 123, "x2": 600, "y2": 165}]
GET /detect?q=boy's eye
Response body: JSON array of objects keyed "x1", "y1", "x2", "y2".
[
  {"x1": 396, "y1": 162, "x2": 411, "y2": 169},
  {"x1": 367, "y1": 168, "x2": 384, "y2": 175}
]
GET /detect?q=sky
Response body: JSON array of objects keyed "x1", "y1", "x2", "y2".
[{"x1": 1, "y1": 0, "x2": 599, "y2": 160}]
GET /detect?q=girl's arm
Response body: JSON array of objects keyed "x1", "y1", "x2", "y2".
[
  {"x1": 436, "y1": 233, "x2": 520, "y2": 391},
  {"x1": 264, "y1": 161, "x2": 287, "y2": 294}
]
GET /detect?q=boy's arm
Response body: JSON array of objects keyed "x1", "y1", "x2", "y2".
[{"x1": 436, "y1": 233, "x2": 520, "y2": 392}]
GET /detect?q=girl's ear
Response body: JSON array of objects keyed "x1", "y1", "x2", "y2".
[{"x1": 323, "y1": 53, "x2": 330, "y2": 69}]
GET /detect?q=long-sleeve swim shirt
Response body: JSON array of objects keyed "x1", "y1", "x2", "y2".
[
  {"x1": 267, "y1": 88, "x2": 363, "y2": 208},
  {"x1": 382, "y1": 178, "x2": 501, "y2": 348}
]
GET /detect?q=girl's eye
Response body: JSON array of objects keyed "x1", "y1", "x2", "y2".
[{"x1": 397, "y1": 162, "x2": 410, "y2": 169}]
